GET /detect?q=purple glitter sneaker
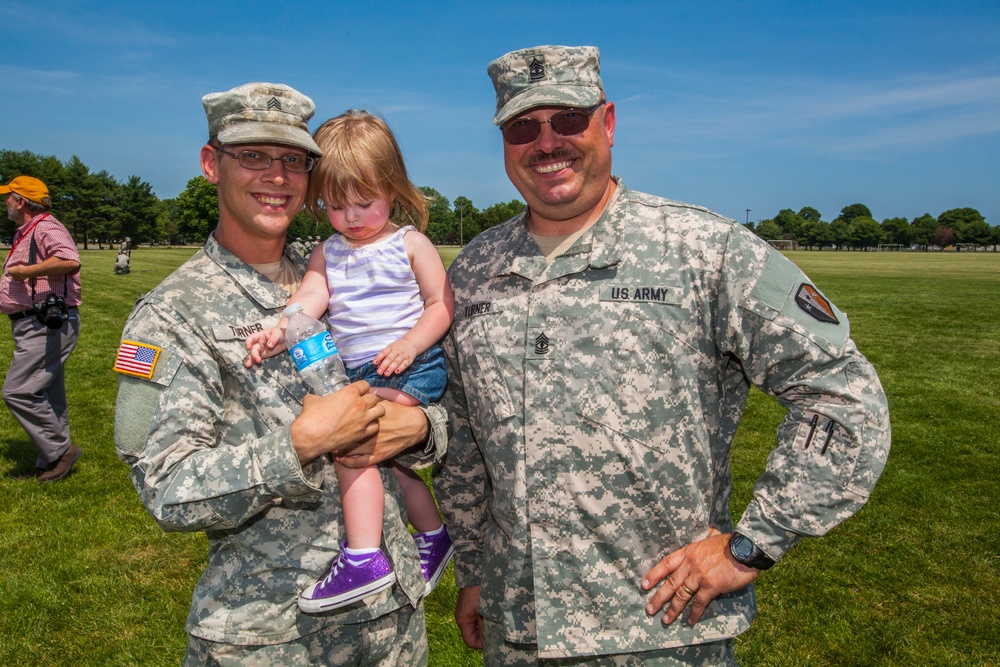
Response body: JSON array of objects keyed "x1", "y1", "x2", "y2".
[
  {"x1": 298, "y1": 544, "x2": 396, "y2": 613},
  {"x1": 414, "y1": 526, "x2": 455, "y2": 595}
]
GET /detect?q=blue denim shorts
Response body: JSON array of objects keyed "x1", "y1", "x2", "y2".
[{"x1": 346, "y1": 345, "x2": 447, "y2": 406}]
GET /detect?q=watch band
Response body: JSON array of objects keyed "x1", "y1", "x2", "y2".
[{"x1": 729, "y1": 532, "x2": 775, "y2": 570}]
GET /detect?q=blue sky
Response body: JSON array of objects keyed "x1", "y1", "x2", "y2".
[{"x1": 4, "y1": 0, "x2": 998, "y2": 227}]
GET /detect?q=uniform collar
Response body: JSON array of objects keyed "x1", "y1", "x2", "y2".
[
  {"x1": 203, "y1": 233, "x2": 308, "y2": 310},
  {"x1": 504, "y1": 176, "x2": 626, "y2": 280}
]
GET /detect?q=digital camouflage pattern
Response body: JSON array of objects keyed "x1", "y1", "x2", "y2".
[
  {"x1": 114, "y1": 234, "x2": 448, "y2": 647},
  {"x1": 488, "y1": 45, "x2": 604, "y2": 125},
  {"x1": 184, "y1": 603, "x2": 427, "y2": 665},
  {"x1": 435, "y1": 178, "x2": 891, "y2": 659},
  {"x1": 482, "y1": 618, "x2": 738, "y2": 666}
]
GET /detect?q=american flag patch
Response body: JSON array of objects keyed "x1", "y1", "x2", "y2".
[{"x1": 114, "y1": 340, "x2": 162, "y2": 379}]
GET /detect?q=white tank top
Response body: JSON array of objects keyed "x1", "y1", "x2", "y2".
[{"x1": 322, "y1": 226, "x2": 424, "y2": 369}]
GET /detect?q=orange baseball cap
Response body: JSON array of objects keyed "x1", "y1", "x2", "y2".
[{"x1": 0, "y1": 175, "x2": 50, "y2": 205}]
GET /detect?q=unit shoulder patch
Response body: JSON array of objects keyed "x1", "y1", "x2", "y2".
[{"x1": 795, "y1": 283, "x2": 840, "y2": 324}]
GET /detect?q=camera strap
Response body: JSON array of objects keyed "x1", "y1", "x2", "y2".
[{"x1": 27, "y1": 225, "x2": 68, "y2": 305}]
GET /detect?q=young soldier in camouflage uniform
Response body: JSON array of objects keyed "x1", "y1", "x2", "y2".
[
  {"x1": 114, "y1": 82, "x2": 447, "y2": 666},
  {"x1": 434, "y1": 45, "x2": 891, "y2": 665}
]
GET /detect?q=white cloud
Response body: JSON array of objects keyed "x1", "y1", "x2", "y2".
[{"x1": 621, "y1": 68, "x2": 1000, "y2": 158}]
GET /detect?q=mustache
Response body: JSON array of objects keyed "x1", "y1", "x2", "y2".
[{"x1": 527, "y1": 150, "x2": 575, "y2": 167}]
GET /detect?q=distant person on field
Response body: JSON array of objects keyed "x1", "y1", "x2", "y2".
[
  {"x1": 1, "y1": 175, "x2": 82, "y2": 482},
  {"x1": 115, "y1": 250, "x2": 131, "y2": 274},
  {"x1": 119, "y1": 236, "x2": 131, "y2": 257},
  {"x1": 245, "y1": 109, "x2": 456, "y2": 614}
]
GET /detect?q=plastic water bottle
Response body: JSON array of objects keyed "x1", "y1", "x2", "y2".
[{"x1": 283, "y1": 303, "x2": 350, "y2": 395}]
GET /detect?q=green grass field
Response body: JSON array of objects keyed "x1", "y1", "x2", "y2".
[{"x1": 0, "y1": 247, "x2": 997, "y2": 666}]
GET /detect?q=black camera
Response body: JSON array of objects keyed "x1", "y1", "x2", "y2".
[{"x1": 34, "y1": 293, "x2": 69, "y2": 329}]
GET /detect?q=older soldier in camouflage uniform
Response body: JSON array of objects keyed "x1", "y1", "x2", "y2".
[
  {"x1": 434, "y1": 45, "x2": 891, "y2": 666},
  {"x1": 114, "y1": 82, "x2": 447, "y2": 666}
]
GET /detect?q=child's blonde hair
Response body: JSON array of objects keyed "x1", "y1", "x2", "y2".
[{"x1": 307, "y1": 110, "x2": 429, "y2": 232}]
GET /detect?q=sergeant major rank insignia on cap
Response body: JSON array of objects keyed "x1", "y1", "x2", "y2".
[
  {"x1": 795, "y1": 284, "x2": 839, "y2": 325},
  {"x1": 529, "y1": 57, "x2": 545, "y2": 81}
]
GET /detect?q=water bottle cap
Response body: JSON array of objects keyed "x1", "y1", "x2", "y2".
[{"x1": 282, "y1": 303, "x2": 304, "y2": 316}]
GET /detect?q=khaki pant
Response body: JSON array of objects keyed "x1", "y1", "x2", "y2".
[{"x1": 3, "y1": 309, "x2": 79, "y2": 467}]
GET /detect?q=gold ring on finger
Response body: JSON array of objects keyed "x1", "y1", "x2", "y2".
[{"x1": 680, "y1": 584, "x2": 695, "y2": 597}]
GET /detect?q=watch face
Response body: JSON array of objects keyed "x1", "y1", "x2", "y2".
[{"x1": 732, "y1": 534, "x2": 754, "y2": 561}]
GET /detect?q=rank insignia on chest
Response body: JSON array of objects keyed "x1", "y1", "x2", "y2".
[
  {"x1": 795, "y1": 284, "x2": 839, "y2": 325},
  {"x1": 114, "y1": 340, "x2": 162, "y2": 379},
  {"x1": 534, "y1": 333, "x2": 550, "y2": 355}
]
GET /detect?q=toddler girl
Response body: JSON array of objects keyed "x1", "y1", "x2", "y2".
[{"x1": 246, "y1": 110, "x2": 454, "y2": 613}]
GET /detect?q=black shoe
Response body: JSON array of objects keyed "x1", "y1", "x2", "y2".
[{"x1": 38, "y1": 443, "x2": 81, "y2": 483}]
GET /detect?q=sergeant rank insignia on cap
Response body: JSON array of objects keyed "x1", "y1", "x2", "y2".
[
  {"x1": 795, "y1": 284, "x2": 839, "y2": 325},
  {"x1": 114, "y1": 340, "x2": 162, "y2": 379}
]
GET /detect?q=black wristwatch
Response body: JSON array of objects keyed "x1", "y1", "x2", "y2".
[{"x1": 729, "y1": 532, "x2": 775, "y2": 571}]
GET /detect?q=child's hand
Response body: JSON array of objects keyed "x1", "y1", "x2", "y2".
[
  {"x1": 244, "y1": 327, "x2": 288, "y2": 368},
  {"x1": 374, "y1": 339, "x2": 418, "y2": 376}
]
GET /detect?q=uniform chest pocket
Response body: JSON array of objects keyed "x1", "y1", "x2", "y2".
[
  {"x1": 217, "y1": 341, "x2": 304, "y2": 432},
  {"x1": 451, "y1": 314, "x2": 516, "y2": 440},
  {"x1": 575, "y1": 309, "x2": 711, "y2": 454}
]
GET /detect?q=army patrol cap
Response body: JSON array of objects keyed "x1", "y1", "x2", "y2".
[
  {"x1": 202, "y1": 82, "x2": 323, "y2": 156},
  {"x1": 0, "y1": 175, "x2": 50, "y2": 206},
  {"x1": 488, "y1": 45, "x2": 604, "y2": 126}
]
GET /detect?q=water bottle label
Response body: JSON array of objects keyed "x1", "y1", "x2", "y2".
[{"x1": 289, "y1": 332, "x2": 338, "y2": 371}]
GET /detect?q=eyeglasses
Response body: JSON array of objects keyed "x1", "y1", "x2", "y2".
[
  {"x1": 214, "y1": 147, "x2": 315, "y2": 173},
  {"x1": 500, "y1": 101, "x2": 605, "y2": 145}
]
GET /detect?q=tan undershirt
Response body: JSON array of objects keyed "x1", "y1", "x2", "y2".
[
  {"x1": 529, "y1": 228, "x2": 590, "y2": 265},
  {"x1": 249, "y1": 255, "x2": 301, "y2": 295}
]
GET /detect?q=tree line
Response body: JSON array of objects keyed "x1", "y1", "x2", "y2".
[
  {"x1": 748, "y1": 203, "x2": 998, "y2": 251},
  {"x1": 1, "y1": 149, "x2": 163, "y2": 248},
  {"x1": 5, "y1": 149, "x2": 994, "y2": 251},
  {"x1": 1, "y1": 149, "x2": 523, "y2": 248}
]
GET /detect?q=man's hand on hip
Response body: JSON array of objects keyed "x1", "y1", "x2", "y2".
[{"x1": 641, "y1": 528, "x2": 760, "y2": 626}]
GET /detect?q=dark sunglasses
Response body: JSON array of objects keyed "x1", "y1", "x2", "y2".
[{"x1": 500, "y1": 101, "x2": 605, "y2": 145}]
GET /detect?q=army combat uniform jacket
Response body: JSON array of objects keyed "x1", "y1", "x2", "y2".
[
  {"x1": 435, "y1": 179, "x2": 890, "y2": 658},
  {"x1": 114, "y1": 235, "x2": 448, "y2": 645}
]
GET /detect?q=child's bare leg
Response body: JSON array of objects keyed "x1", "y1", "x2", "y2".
[
  {"x1": 391, "y1": 463, "x2": 443, "y2": 533},
  {"x1": 370, "y1": 386, "x2": 421, "y2": 405},
  {"x1": 335, "y1": 461, "x2": 385, "y2": 549}
]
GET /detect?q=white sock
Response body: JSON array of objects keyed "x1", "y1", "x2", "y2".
[
  {"x1": 417, "y1": 525, "x2": 445, "y2": 538},
  {"x1": 343, "y1": 545, "x2": 379, "y2": 566}
]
